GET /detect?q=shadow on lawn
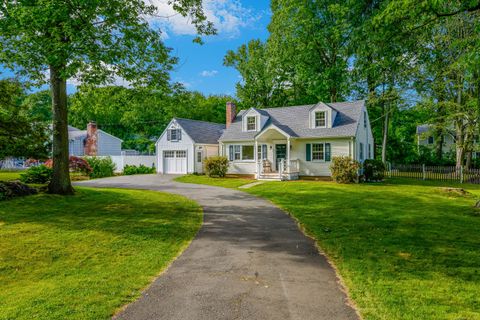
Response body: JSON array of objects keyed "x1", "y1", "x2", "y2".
[
  {"x1": 241, "y1": 183, "x2": 480, "y2": 284},
  {"x1": 0, "y1": 188, "x2": 201, "y2": 242}
]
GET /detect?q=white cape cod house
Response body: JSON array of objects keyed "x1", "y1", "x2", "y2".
[
  {"x1": 156, "y1": 100, "x2": 374, "y2": 180},
  {"x1": 219, "y1": 100, "x2": 374, "y2": 180}
]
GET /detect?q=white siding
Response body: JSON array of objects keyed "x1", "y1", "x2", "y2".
[
  {"x1": 355, "y1": 106, "x2": 374, "y2": 162},
  {"x1": 290, "y1": 139, "x2": 351, "y2": 176},
  {"x1": 156, "y1": 120, "x2": 195, "y2": 174},
  {"x1": 418, "y1": 133, "x2": 456, "y2": 153},
  {"x1": 222, "y1": 141, "x2": 257, "y2": 174},
  {"x1": 194, "y1": 144, "x2": 219, "y2": 174},
  {"x1": 222, "y1": 138, "x2": 352, "y2": 177},
  {"x1": 97, "y1": 131, "x2": 122, "y2": 156}
]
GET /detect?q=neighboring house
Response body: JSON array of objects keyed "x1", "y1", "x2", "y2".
[
  {"x1": 416, "y1": 124, "x2": 456, "y2": 152},
  {"x1": 68, "y1": 122, "x2": 123, "y2": 156},
  {"x1": 155, "y1": 118, "x2": 225, "y2": 174},
  {"x1": 219, "y1": 100, "x2": 374, "y2": 180},
  {"x1": 416, "y1": 124, "x2": 480, "y2": 159}
]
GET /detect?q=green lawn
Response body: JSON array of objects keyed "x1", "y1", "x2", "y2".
[
  {"x1": 176, "y1": 174, "x2": 253, "y2": 188},
  {"x1": 0, "y1": 171, "x2": 22, "y2": 181},
  {"x1": 177, "y1": 176, "x2": 480, "y2": 320},
  {"x1": 0, "y1": 188, "x2": 202, "y2": 320}
]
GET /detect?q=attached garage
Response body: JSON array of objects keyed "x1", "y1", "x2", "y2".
[
  {"x1": 156, "y1": 118, "x2": 225, "y2": 175},
  {"x1": 163, "y1": 150, "x2": 187, "y2": 174}
]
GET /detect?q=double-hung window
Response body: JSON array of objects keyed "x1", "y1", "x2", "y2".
[
  {"x1": 315, "y1": 111, "x2": 326, "y2": 128},
  {"x1": 359, "y1": 143, "x2": 364, "y2": 161},
  {"x1": 246, "y1": 116, "x2": 256, "y2": 131},
  {"x1": 312, "y1": 143, "x2": 325, "y2": 161},
  {"x1": 229, "y1": 145, "x2": 254, "y2": 161}
]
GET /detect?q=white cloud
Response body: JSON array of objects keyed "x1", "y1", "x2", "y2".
[
  {"x1": 146, "y1": 0, "x2": 259, "y2": 38},
  {"x1": 200, "y1": 70, "x2": 218, "y2": 77}
]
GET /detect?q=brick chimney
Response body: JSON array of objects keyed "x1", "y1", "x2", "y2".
[
  {"x1": 84, "y1": 121, "x2": 98, "y2": 156},
  {"x1": 226, "y1": 102, "x2": 237, "y2": 128}
]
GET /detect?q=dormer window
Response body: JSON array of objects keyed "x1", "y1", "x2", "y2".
[
  {"x1": 168, "y1": 129, "x2": 181, "y2": 141},
  {"x1": 315, "y1": 111, "x2": 326, "y2": 128},
  {"x1": 247, "y1": 116, "x2": 256, "y2": 131}
]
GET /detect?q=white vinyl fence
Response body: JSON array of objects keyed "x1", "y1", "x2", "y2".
[{"x1": 109, "y1": 155, "x2": 157, "y2": 173}]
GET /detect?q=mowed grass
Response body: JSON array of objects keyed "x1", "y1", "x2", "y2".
[
  {"x1": 0, "y1": 187, "x2": 202, "y2": 320},
  {"x1": 176, "y1": 174, "x2": 253, "y2": 188},
  {"x1": 0, "y1": 171, "x2": 22, "y2": 181},
  {"x1": 178, "y1": 176, "x2": 480, "y2": 320}
]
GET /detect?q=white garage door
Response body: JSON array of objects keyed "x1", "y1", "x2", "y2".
[{"x1": 163, "y1": 150, "x2": 187, "y2": 174}]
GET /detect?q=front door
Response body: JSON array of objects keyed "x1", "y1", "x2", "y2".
[{"x1": 275, "y1": 144, "x2": 287, "y2": 171}]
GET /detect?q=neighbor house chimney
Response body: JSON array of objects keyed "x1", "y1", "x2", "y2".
[
  {"x1": 226, "y1": 102, "x2": 237, "y2": 128},
  {"x1": 84, "y1": 121, "x2": 98, "y2": 156}
]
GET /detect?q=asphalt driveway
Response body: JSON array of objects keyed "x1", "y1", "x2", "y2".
[{"x1": 77, "y1": 175, "x2": 358, "y2": 320}]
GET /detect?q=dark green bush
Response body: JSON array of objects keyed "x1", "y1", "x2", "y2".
[
  {"x1": 86, "y1": 157, "x2": 116, "y2": 179},
  {"x1": 330, "y1": 156, "x2": 360, "y2": 183},
  {"x1": 204, "y1": 156, "x2": 229, "y2": 177},
  {"x1": 20, "y1": 165, "x2": 52, "y2": 184},
  {"x1": 123, "y1": 164, "x2": 155, "y2": 175},
  {"x1": 363, "y1": 159, "x2": 386, "y2": 181}
]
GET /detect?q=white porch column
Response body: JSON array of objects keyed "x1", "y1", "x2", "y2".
[
  {"x1": 287, "y1": 137, "x2": 291, "y2": 174},
  {"x1": 254, "y1": 139, "x2": 259, "y2": 178}
]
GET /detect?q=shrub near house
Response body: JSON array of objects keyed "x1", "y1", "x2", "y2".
[
  {"x1": 85, "y1": 157, "x2": 116, "y2": 179},
  {"x1": 330, "y1": 156, "x2": 360, "y2": 183},
  {"x1": 204, "y1": 156, "x2": 229, "y2": 177},
  {"x1": 123, "y1": 164, "x2": 155, "y2": 175}
]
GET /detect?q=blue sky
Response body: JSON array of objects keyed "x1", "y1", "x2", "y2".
[
  {"x1": 162, "y1": 0, "x2": 271, "y2": 96},
  {"x1": 0, "y1": 1, "x2": 270, "y2": 97}
]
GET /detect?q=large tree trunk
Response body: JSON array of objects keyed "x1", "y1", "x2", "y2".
[
  {"x1": 455, "y1": 77, "x2": 465, "y2": 168},
  {"x1": 381, "y1": 102, "x2": 389, "y2": 164},
  {"x1": 466, "y1": 151, "x2": 472, "y2": 168},
  {"x1": 455, "y1": 119, "x2": 465, "y2": 168},
  {"x1": 434, "y1": 125, "x2": 444, "y2": 161},
  {"x1": 48, "y1": 65, "x2": 74, "y2": 195}
]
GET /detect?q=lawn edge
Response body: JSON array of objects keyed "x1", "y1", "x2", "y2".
[
  {"x1": 174, "y1": 178, "x2": 363, "y2": 319},
  {"x1": 73, "y1": 186, "x2": 204, "y2": 319},
  {"x1": 243, "y1": 190, "x2": 364, "y2": 320}
]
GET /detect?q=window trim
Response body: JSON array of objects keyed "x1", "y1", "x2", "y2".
[
  {"x1": 314, "y1": 111, "x2": 327, "y2": 128},
  {"x1": 257, "y1": 144, "x2": 267, "y2": 160},
  {"x1": 359, "y1": 142, "x2": 364, "y2": 161},
  {"x1": 246, "y1": 116, "x2": 257, "y2": 131},
  {"x1": 169, "y1": 128, "x2": 181, "y2": 142},
  {"x1": 197, "y1": 151, "x2": 202, "y2": 163},
  {"x1": 311, "y1": 143, "x2": 325, "y2": 162},
  {"x1": 228, "y1": 144, "x2": 255, "y2": 162}
]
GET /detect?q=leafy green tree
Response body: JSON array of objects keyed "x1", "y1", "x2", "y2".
[
  {"x1": 224, "y1": 40, "x2": 277, "y2": 108},
  {"x1": 0, "y1": 0, "x2": 213, "y2": 194},
  {"x1": 69, "y1": 85, "x2": 234, "y2": 153},
  {"x1": 22, "y1": 90, "x2": 52, "y2": 123},
  {"x1": 225, "y1": 0, "x2": 353, "y2": 108},
  {"x1": 0, "y1": 80, "x2": 49, "y2": 160}
]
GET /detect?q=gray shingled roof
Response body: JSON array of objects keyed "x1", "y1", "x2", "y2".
[
  {"x1": 174, "y1": 118, "x2": 225, "y2": 144},
  {"x1": 219, "y1": 100, "x2": 365, "y2": 141}
]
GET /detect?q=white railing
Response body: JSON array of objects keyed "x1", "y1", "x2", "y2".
[{"x1": 256, "y1": 160, "x2": 264, "y2": 179}]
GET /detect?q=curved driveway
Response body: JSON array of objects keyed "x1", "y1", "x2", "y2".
[{"x1": 77, "y1": 175, "x2": 358, "y2": 320}]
